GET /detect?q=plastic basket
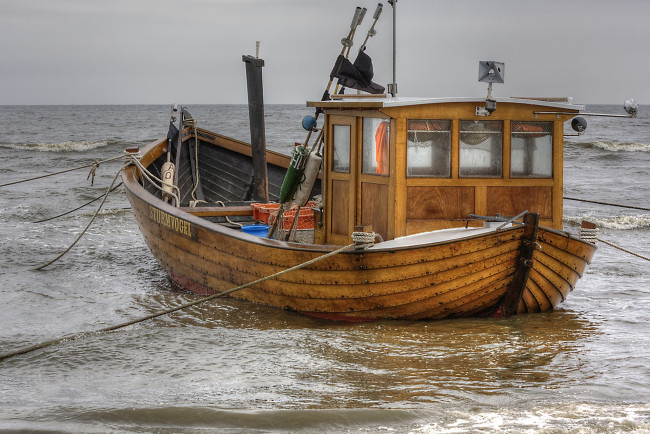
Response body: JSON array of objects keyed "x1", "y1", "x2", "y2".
[
  {"x1": 268, "y1": 207, "x2": 315, "y2": 230},
  {"x1": 252, "y1": 203, "x2": 281, "y2": 224}
]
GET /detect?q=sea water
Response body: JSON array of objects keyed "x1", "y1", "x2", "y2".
[{"x1": 0, "y1": 104, "x2": 648, "y2": 432}]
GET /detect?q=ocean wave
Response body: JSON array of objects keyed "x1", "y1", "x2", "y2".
[
  {"x1": 414, "y1": 402, "x2": 650, "y2": 433},
  {"x1": 573, "y1": 141, "x2": 650, "y2": 152},
  {"x1": 0, "y1": 139, "x2": 118, "y2": 152},
  {"x1": 564, "y1": 214, "x2": 650, "y2": 230}
]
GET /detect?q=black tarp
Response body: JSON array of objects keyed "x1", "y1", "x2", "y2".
[{"x1": 329, "y1": 51, "x2": 385, "y2": 95}]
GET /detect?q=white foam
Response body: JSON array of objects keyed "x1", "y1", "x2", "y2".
[
  {"x1": 590, "y1": 141, "x2": 650, "y2": 152},
  {"x1": 564, "y1": 214, "x2": 650, "y2": 230},
  {"x1": 412, "y1": 402, "x2": 650, "y2": 433},
  {"x1": 0, "y1": 139, "x2": 117, "y2": 152}
]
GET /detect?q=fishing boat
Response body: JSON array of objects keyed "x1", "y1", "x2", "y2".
[{"x1": 121, "y1": 4, "x2": 620, "y2": 321}]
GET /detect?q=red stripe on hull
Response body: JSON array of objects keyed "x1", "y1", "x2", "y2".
[{"x1": 164, "y1": 265, "x2": 216, "y2": 296}]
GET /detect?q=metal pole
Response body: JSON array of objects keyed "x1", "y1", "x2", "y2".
[{"x1": 388, "y1": 0, "x2": 397, "y2": 96}]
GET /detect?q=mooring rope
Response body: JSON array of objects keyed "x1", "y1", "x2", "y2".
[
  {"x1": 578, "y1": 227, "x2": 599, "y2": 244},
  {"x1": 188, "y1": 121, "x2": 202, "y2": 204},
  {"x1": 597, "y1": 237, "x2": 650, "y2": 262},
  {"x1": 579, "y1": 225, "x2": 649, "y2": 261},
  {"x1": 34, "y1": 168, "x2": 123, "y2": 270},
  {"x1": 33, "y1": 183, "x2": 123, "y2": 223},
  {"x1": 0, "y1": 155, "x2": 123, "y2": 189},
  {"x1": 351, "y1": 231, "x2": 383, "y2": 249},
  {"x1": 1, "y1": 242, "x2": 357, "y2": 362},
  {"x1": 127, "y1": 153, "x2": 180, "y2": 205},
  {"x1": 34, "y1": 151, "x2": 181, "y2": 269},
  {"x1": 564, "y1": 196, "x2": 650, "y2": 212}
]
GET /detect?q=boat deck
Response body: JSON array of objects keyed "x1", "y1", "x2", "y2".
[{"x1": 368, "y1": 224, "x2": 514, "y2": 250}]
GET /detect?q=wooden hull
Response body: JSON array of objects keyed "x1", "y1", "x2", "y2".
[{"x1": 122, "y1": 135, "x2": 596, "y2": 321}]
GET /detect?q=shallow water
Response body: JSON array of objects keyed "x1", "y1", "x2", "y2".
[{"x1": 0, "y1": 104, "x2": 648, "y2": 432}]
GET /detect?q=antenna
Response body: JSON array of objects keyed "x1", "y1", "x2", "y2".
[
  {"x1": 475, "y1": 61, "x2": 505, "y2": 116},
  {"x1": 387, "y1": 0, "x2": 397, "y2": 97}
]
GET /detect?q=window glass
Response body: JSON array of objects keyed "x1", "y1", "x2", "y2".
[
  {"x1": 362, "y1": 118, "x2": 390, "y2": 175},
  {"x1": 407, "y1": 119, "x2": 451, "y2": 177},
  {"x1": 459, "y1": 120, "x2": 503, "y2": 177},
  {"x1": 511, "y1": 121, "x2": 553, "y2": 178},
  {"x1": 332, "y1": 125, "x2": 351, "y2": 173}
]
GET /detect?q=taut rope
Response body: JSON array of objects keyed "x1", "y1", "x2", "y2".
[
  {"x1": 2, "y1": 242, "x2": 357, "y2": 362},
  {"x1": 564, "y1": 196, "x2": 650, "y2": 212},
  {"x1": 580, "y1": 226, "x2": 649, "y2": 262},
  {"x1": 597, "y1": 237, "x2": 650, "y2": 262},
  {"x1": 0, "y1": 155, "x2": 123, "y2": 188},
  {"x1": 34, "y1": 168, "x2": 123, "y2": 270},
  {"x1": 5, "y1": 221, "x2": 386, "y2": 362},
  {"x1": 34, "y1": 152, "x2": 173, "y2": 270},
  {"x1": 33, "y1": 183, "x2": 123, "y2": 223}
]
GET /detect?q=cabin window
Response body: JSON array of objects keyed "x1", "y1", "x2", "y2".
[
  {"x1": 406, "y1": 119, "x2": 451, "y2": 177},
  {"x1": 511, "y1": 121, "x2": 553, "y2": 178},
  {"x1": 362, "y1": 118, "x2": 390, "y2": 176},
  {"x1": 332, "y1": 125, "x2": 351, "y2": 173},
  {"x1": 459, "y1": 120, "x2": 503, "y2": 177}
]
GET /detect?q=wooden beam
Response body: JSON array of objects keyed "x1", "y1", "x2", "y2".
[
  {"x1": 500, "y1": 212, "x2": 540, "y2": 317},
  {"x1": 242, "y1": 54, "x2": 269, "y2": 203},
  {"x1": 179, "y1": 206, "x2": 253, "y2": 218}
]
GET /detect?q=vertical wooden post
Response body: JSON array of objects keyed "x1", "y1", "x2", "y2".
[
  {"x1": 242, "y1": 54, "x2": 269, "y2": 203},
  {"x1": 500, "y1": 212, "x2": 540, "y2": 317}
]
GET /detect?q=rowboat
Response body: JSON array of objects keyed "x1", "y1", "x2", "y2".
[{"x1": 122, "y1": 6, "x2": 599, "y2": 321}]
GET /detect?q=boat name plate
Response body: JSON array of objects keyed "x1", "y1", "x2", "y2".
[{"x1": 149, "y1": 206, "x2": 196, "y2": 240}]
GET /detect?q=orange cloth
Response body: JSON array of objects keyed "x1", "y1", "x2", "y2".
[{"x1": 375, "y1": 121, "x2": 389, "y2": 175}]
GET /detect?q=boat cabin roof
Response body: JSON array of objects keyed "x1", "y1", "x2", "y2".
[{"x1": 307, "y1": 96, "x2": 584, "y2": 112}]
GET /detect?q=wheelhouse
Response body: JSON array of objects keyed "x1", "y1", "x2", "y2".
[{"x1": 308, "y1": 96, "x2": 581, "y2": 245}]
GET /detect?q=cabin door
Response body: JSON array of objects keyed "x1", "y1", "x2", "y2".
[
  {"x1": 327, "y1": 116, "x2": 357, "y2": 245},
  {"x1": 358, "y1": 117, "x2": 390, "y2": 241}
]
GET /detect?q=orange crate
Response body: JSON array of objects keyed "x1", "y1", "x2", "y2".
[
  {"x1": 252, "y1": 203, "x2": 281, "y2": 224},
  {"x1": 268, "y1": 207, "x2": 315, "y2": 230}
]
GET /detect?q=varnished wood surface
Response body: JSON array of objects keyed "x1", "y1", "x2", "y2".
[
  {"x1": 517, "y1": 226, "x2": 596, "y2": 314},
  {"x1": 180, "y1": 205, "x2": 253, "y2": 217},
  {"x1": 486, "y1": 186, "x2": 553, "y2": 219},
  {"x1": 361, "y1": 182, "x2": 388, "y2": 240},
  {"x1": 321, "y1": 100, "x2": 570, "y2": 242},
  {"x1": 501, "y1": 212, "x2": 539, "y2": 316},
  {"x1": 407, "y1": 186, "x2": 475, "y2": 220}
]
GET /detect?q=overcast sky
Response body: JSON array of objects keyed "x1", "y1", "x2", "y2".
[{"x1": 1, "y1": 0, "x2": 648, "y2": 105}]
